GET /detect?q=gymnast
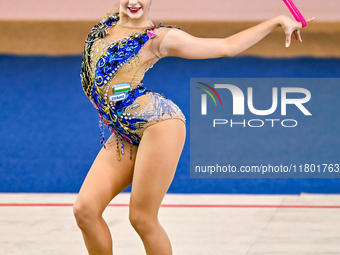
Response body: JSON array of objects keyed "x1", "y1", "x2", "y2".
[{"x1": 73, "y1": 0, "x2": 314, "y2": 254}]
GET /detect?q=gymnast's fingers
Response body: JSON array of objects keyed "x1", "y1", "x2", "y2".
[
  {"x1": 285, "y1": 32, "x2": 292, "y2": 48},
  {"x1": 307, "y1": 17, "x2": 316, "y2": 23},
  {"x1": 294, "y1": 30, "x2": 302, "y2": 43}
]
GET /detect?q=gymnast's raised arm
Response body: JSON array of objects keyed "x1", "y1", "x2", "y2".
[{"x1": 159, "y1": 15, "x2": 315, "y2": 59}]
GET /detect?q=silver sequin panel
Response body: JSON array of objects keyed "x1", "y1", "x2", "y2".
[{"x1": 122, "y1": 92, "x2": 186, "y2": 138}]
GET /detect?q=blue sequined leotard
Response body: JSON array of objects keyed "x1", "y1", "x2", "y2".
[{"x1": 80, "y1": 13, "x2": 186, "y2": 160}]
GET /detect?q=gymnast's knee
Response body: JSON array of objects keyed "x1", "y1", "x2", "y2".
[
  {"x1": 73, "y1": 198, "x2": 100, "y2": 229},
  {"x1": 129, "y1": 208, "x2": 158, "y2": 237}
]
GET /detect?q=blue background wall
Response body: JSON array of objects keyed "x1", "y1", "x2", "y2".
[{"x1": 1, "y1": 55, "x2": 339, "y2": 193}]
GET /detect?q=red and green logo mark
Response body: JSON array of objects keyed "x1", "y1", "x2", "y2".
[{"x1": 197, "y1": 82, "x2": 223, "y2": 115}]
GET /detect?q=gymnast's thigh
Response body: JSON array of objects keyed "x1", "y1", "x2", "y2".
[
  {"x1": 75, "y1": 134, "x2": 138, "y2": 213},
  {"x1": 129, "y1": 119, "x2": 186, "y2": 215}
]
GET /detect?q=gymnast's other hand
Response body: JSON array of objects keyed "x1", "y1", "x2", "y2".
[{"x1": 277, "y1": 15, "x2": 316, "y2": 48}]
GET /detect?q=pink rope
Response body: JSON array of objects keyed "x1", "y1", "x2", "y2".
[{"x1": 283, "y1": 0, "x2": 307, "y2": 27}]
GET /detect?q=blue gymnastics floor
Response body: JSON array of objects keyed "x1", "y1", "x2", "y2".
[{"x1": 1, "y1": 55, "x2": 340, "y2": 193}]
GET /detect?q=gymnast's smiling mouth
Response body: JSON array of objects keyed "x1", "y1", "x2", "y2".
[{"x1": 128, "y1": 7, "x2": 142, "y2": 13}]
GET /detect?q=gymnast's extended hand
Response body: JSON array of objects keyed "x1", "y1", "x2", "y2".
[
  {"x1": 278, "y1": 15, "x2": 315, "y2": 47},
  {"x1": 159, "y1": 15, "x2": 315, "y2": 59}
]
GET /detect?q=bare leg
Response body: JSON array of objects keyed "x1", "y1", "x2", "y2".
[
  {"x1": 73, "y1": 134, "x2": 138, "y2": 255},
  {"x1": 129, "y1": 119, "x2": 186, "y2": 255}
]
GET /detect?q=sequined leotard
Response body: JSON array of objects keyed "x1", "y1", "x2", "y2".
[{"x1": 80, "y1": 13, "x2": 186, "y2": 160}]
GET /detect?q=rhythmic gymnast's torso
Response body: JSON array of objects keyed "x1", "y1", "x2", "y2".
[{"x1": 81, "y1": 12, "x2": 186, "y2": 160}]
